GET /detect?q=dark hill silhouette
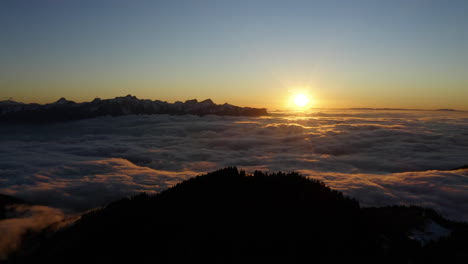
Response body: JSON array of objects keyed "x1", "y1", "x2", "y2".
[
  {"x1": 4, "y1": 168, "x2": 468, "y2": 263},
  {"x1": 0, "y1": 194, "x2": 28, "y2": 220},
  {"x1": 0, "y1": 95, "x2": 268, "y2": 123},
  {"x1": 452, "y1": 164, "x2": 468, "y2": 170}
]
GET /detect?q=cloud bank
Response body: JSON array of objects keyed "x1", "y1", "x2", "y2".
[
  {"x1": 0, "y1": 204, "x2": 78, "y2": 260},
  {"x1": 1, "y1": 109, "x2": 468, "y2": 220}
]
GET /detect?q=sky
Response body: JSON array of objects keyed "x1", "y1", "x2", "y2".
[{"x1": 1, "y1": 0, "x2": 468, "y2": 110}]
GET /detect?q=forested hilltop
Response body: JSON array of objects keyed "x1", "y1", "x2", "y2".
[{"x1": 4, "y1": 168, "x2": 468, "y2": 263}]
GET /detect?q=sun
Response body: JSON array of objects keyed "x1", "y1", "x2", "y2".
[{"x1": 294, "y1": 94, "x2": 309, "y2": 107}]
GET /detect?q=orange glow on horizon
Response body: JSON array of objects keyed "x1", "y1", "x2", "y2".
[{"x1": 285, "y1": 89, "x2": 315, "y2": 110}]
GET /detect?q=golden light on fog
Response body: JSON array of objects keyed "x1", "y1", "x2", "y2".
[{"x1": 294, "y1": 94, "x2": 309, "y2": 107}]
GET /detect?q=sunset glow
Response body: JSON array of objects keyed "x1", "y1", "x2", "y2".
[
  {"x1": 1, "y1": 1, "x2": 468, "y2": 261},
  {"x1": 294, "y1": 94, "x2": 309, "y2": 107},
  {"x1": 1, "y1": 1, "x2": 467, "y2": 110}
]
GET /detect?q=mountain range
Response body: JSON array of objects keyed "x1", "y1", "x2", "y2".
[
  {"x1": 0, "y1": 95, "x2": 268, "y2": 123},
  {"x1": 2, "y1": 168, "x2": 468, "y2": 263}
]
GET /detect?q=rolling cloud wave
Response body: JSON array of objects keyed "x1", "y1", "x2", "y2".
[{"x1": 1, "y1": 110, "x2": 468, "y2": 220}]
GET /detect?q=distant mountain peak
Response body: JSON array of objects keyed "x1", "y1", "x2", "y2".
[
  {"x1": 184, "y1": 99, "x2": 198, "y2": 104},
  {"x1": 55, "y1": 97, "x2": 69, "y2": 104},
  {"x1": 117, "y1": 94, "x2": 138, "y2": 100},
  {"x1": 0, "y1": 95, "x2": 268, "y2": 123},
  {"x1": 0, "y1": 100, "x2": 23, "y2": 106},
  {"x1": 200, "y1": 99, "x2": 214, "y2": 105}
]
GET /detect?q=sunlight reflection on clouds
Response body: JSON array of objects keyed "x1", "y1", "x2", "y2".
[{"x1": 1, "y1": 110, "x2": 467, "y2": 220}]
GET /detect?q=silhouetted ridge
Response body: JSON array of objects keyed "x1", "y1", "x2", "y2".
[
  {"x1": 452, "y1": 164, "x2": 468, "y2": 170},
  {"x1": 0, "y1": 194, "x2": 29, "y2": 220},
  {"x1": 0, "y1": 95, "x2": 268, "y2": 123},
  {"x1": 5, "y1": 168, "x2": 468, "y2": 264}
]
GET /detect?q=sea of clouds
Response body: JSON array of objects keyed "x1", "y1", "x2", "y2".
[{"x1": 1, "y1": 109, "x2": 468, "y2": 221}]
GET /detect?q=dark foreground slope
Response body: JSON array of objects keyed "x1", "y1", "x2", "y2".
[
  {"x1": 6, "y1": 168, "x2": 468, "y2": 264},
  {"x1": 0, "y1": 194, "x2": 28, "y2": 220}
]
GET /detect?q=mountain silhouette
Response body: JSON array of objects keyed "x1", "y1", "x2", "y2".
[
  {"x1": 452, "y1": 164, "x2": 468, "y2": 170},
  {"x1": 4, "y1": 168, "x2": 468, "y2": 263},
  {"x1": 0, "y1": 95, "x2": 268, "y2": 123},
  {"x1": 0, "y1": 194, "x2": 28, "y2": 220}
]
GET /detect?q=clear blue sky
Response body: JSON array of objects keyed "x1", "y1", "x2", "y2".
[{"x1": 1, "y1": 0, "x2": 467, "y2": 109}]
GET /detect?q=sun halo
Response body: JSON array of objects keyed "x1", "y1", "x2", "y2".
[{"x1": 294, "y1": 94, "x2": 309, "y2": 107}]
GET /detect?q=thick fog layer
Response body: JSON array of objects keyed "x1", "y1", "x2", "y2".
[{"x1": 1, "y1": 109, "x2": 468, "y2": 220}]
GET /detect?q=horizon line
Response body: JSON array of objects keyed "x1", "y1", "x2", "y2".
[{"x1": 2, "y1": 95, "x2": 466, "y2": 112}]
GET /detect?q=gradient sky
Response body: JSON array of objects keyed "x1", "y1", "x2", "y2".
[{"x1": 1, "y1": 0, "x2": 468, "y2": 110}]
